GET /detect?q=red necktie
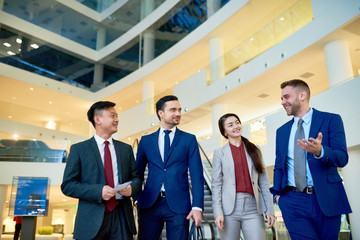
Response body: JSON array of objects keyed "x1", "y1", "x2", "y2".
[{"x1": 104, "y1": 141, "x2": 116, "y2": 212}]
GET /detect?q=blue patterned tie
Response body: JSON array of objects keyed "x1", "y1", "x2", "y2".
[{"x1": 163, "y1": 130, "x2": 172, "y2": 161}]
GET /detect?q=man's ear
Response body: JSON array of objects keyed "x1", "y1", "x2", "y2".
[
  {"x1": 158, "y1": 110, "x2": 164, "y2": 120},
  {"x1": 94, "y1": 115, "x2": 101, "y2": 126},
  {"x1": 299, "y1": 90, "x2": 306, "y2": 101}
]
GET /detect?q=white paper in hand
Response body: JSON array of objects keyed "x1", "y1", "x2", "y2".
[{"x1": 113, "y1": 181, "x2": 131, "y2": 191}]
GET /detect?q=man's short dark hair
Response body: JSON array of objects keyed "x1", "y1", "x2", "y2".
[
  {"x1": 87, "y1": 101, "x2": 116, "y2": 127},
  {"x1": 155, "y1": 95, "x2": 178, "y2": 120},
  {"x1": 281, "y1": 79, "x2": 311, "y2": 99}
]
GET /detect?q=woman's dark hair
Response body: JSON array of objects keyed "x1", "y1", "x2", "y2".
[
  {"x1": 155, "y1": 95, "x2": 178, "y2": 120},
  {"x1": 218, "y1": 113, "x2": 264, "y2": 173},
  {"x1": 87, "y1": 101, "x2": 116, "y2": 127}
]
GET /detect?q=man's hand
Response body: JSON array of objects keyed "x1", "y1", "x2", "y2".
[
  {"x1": 118, "y1": 185, "x2": 132, "y2": 197},
  {"x1": 215, "y1": 215, "x2": 224, "y2": 232},
  {"x1": 102, "y1": 185, "x2": 116, "y2": 201},
  {"x1": 186, "y1": 209, "x2": 202, "y2": 227},
  {"x1": 298, "y1": 132, "x2": 323, "y2": 157},
  {"x1": 266, "y1": 215, "x2": 275, "y2": 229}
]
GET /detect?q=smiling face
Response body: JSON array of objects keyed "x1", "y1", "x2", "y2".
[
  {"x1": 94, "y1": 107, "x2": 119, "y2": 137},
  {"x1": 223, "y1": 116, "x2": 243, "y2": 140},
  {"x1": 281, "y1": 85, "x2": 303, "y2": 117},
  {"x1": 158, "y1": 100, "x2": 181, "y2": 129}
]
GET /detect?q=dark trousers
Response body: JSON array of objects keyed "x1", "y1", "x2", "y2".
[
  {"x1": 14, "y1": 223, "x2": 21, "y2": 240},
  {"x1": 138, "y1": 195, "x2": 189, "y2": 240},
  {"x1": 279, "y1": 190, "x2": 341, "y2": 240},
  {"x1": 87, "y1": 201, "x2": 133, "y2": 240}
]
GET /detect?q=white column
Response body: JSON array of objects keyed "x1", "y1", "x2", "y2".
[
  {"x1": 207, "y1": 0, "x2": 220, "y2": 18},
  {"x1": 92, "y1": 27, "x2": 106, "y2": 91},
  {"x1": 342, "y1": 147, "x2": 360, "y2": 239},
  {"x1": 324, "y1": 40, "x2": 353, "y2": 87},
  {"x1": 141, "y1": 0, "x2": 156, "y2": 65},
  {"x1": 0, "y1": 184, "x2": 8, "y2": 238},
  {"x1": 209, "y1": 38, "x2": 225, "y2": 83},
  {"x1": 93, "y1": 63, "x2": 104, "y2": 85},
  {"x1": 143, "y1": 29, "x2": 155, "y2": 64},
  {"x1": 143, "y1": 81, "x2": 155, "y2": 115}
]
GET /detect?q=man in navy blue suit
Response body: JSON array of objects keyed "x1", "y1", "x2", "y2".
[
  {"x1": 270, "y1": 79, "x2": 351, "y2": 239},
  {"x1": 136, "y1": 95, "x2": 204, "y2": 240}
]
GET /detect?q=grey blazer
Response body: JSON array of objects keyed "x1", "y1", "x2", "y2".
[{"x1": 212, "y1": 142, "x2": 274, "y2": 218}]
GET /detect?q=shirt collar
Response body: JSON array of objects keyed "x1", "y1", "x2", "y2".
[
  {"x1": 294, "y1": 108, "x2": 313, "y2": 125},
  {"x1": 160, "y1": 126, "x2": 177, "y2": 135},
  {"x1": 94, "y1": 134, "x2": 113, "y2": 146}
]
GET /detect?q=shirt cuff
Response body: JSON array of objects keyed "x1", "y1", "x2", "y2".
[
  {"x1": 314, "y1": 146, "x2": 324, "y2": 159},
  {"x1": 192, "y1": 207, "x2": 202, "y2": 212}
]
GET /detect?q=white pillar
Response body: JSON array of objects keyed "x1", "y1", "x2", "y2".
[
  {"x1": 209, "y1": 38, "x2": 225, "y2": 83},
  {"x1": 0, "y1": 184, "x2": 8, "y2": 238},
  {"x1": 92, "y1": 27, "x2": 106, "y2": 91},
  {"x1": 143, "y1": 81, "x2": 155, "y2": 115},
  {"x1": 141, "y1": 0, "x2": 156, "y2": 65},
  {"x1": 143, "y1": 29, "x2": 155, "y2": 64},
  {"x1": 93, "y1": 64, "x2": 104, "y2": 85},
  {"x1": 324, "y1": 40, "x2": 353, "y2": 87},
  {"x1": 342, "y1": 147, "x2": 360, "y2": 239},
  {"x1": 207, "y1": 0, "x2": 220, "y2": 18}
]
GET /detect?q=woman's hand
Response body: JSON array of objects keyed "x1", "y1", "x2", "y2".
[
  {"x1": 266, "y1": 215, "x2": 275, "y2": 229},
  {"x1": 215, "y1": 214, "x2": 225, "y2": 232}
]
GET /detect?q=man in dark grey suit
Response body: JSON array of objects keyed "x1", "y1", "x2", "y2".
[{"x1": 62, "y1": 101, "x2": 141, "y2": 240}]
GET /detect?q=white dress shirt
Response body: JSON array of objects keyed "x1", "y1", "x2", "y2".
[{"x1": 94, "y1": 134, "x2": 121, "y2": 198}]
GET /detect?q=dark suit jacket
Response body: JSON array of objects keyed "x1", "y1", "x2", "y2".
[
  {"x1": 136, "y1": 128, "x2": 204, "y2": 213},
  {"x1": 270, "y1": 109, "x2": 352, "y2": 216},
  {"x1": 61, "y1": 137, "x2": 141, "y2": 239}
]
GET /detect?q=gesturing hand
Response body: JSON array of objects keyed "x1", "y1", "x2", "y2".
[
  {"x1": 297, "y1": 132, "x2": 323, "y2": 157},
  {"x1": 102, "y1": 185, "x2": 116, "y2": 201}
]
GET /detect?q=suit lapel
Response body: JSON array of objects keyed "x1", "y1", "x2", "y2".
[
  {"x1": 89, "y1": 137, "x2": 105, "y2": 180},
  {"x1": 309, "y1": 109, "x2": 323, "y2": 139},
  {"x1": 113, "y1": 140, "x2": 123, "y2": 184},
  {"x1": 165, "y1": 128, "x2": 183, "y2": 164},
  {"x1": 223, "y1": 143, "x2": 236, "y2": 181},
  {"x1": 152, "y1": 129, "x2": 164, "y2": 167}
]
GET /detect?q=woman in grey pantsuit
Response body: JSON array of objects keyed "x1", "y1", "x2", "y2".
[{"x1": 212, "y1": 113, "x2": 275, "y2": 240}]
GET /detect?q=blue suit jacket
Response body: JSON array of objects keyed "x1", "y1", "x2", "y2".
[
  {"x1": 61, "y1": 137, "x2": 141, "y2": 239},
  {"x1": 270, "y1": 109, "x2": 351, "y2": 217},
  {"x1": 136, "y1": 128, "x2": 204, "y2": 213}
]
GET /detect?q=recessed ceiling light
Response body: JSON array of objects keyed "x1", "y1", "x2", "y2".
[
  {"x1": 250, "y1": 37, "x2": 254, "y2": 41},
  {"x1": 280, "y1": 17, "x2": 285, "y2": 21},
  {"x1": 16, "y1": 38, "x2": 22, "y2": 44},
  {"x1": 30, "y1": 87, "x2": 34, "y2": 91},
  {"x1": 7, "y1": 51, "x2": 15, "y2": 55},
  {"x1": 3, "y1": 42, "x2": 11, "y2": 47},
  {"x1": 49, "y1": 101, "x2": 53, "y2": 104},
  {"x1": 13, "y1": 134, "x2": 19, "y2": 139},
  {"x1": 30, "y1": 43, "x2": 39, "y2": 49},
  {"x1": 8, "y1": 116, "x2": 12, "y2": 119},
  {"x1": 62, "y1": 199, "x2": 68, "y2": 202}
]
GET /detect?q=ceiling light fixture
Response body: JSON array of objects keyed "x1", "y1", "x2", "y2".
[
  {"x1": 30, "y1": 87, "x2": 34, "y2": 91},
  {"x1": 16, "y1": 38, "x2": 22, "y2": 44},
  {"x1": 3, "y1": 42, "x2": 11, "y2": 47},
  {"x1": 30, "y1": 43, "x2": 39, "y2": 49},
  {"x1": 280, "y1": 17, "x2": 285, "y2": 21},
  {"x1": 7, "y1": 51, "x2": 15, "y2": 55}
]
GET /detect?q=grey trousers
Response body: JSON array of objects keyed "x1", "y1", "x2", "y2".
[{"x1": 220, "y1": 193, "x2": 265, "y2": 240}]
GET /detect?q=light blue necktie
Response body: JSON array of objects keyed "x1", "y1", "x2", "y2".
[{"x1": 294, "y1": 119, "x2": 307, "y2": 191}]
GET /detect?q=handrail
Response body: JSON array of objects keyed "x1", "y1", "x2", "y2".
[{"x1": 198, "y1": 142, "x2": 212, "y2": 168}]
